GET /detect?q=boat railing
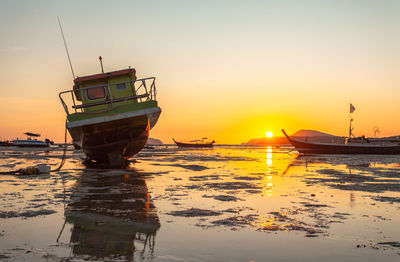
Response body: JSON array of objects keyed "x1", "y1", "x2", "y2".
[{"x1": 59, "y1": 77, "x2": 157, "y2": 115}]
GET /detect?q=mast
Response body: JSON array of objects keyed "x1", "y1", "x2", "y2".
[
  {"x1": 349, "y1": 115, "x2": 353, "y2": 138},
  {"x1": 57, "y1": 16, "x2": 75, "y2": 79},
  {"x1": 349, "y1": 103, "x2": 355, "y2": 138},
  {"x1": 99, "y1": 56, "x2": 104, "y2": 73}
]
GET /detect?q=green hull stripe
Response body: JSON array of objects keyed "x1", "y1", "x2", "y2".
[
  {"x1": 67, "y1": 101, "x2": 158, "y2": 122},
  {"x1": 67, "y1": 106, "x2": 161, "y2": 129}
]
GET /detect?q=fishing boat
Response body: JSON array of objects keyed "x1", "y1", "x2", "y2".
[
  {"x1": 12, "y1": 132, "x2": 52, "y2": 148},
  {"x1": 59, "y1": 62, "x2": 161, "y2": 166},
  {"x1": 282, "y1": 129, "x2": 400, "y2": 154},
  {"x1": 173, "y1": 138, "x2": 215, "y2": 148}
]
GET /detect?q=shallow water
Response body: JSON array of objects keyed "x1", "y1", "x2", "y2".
[{"x1": 0, "y1": 145, "x2": 400, "y2": 261}]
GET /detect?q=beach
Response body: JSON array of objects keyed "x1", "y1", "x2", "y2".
[{"x1": 0, "y1": 146, "x2": 400, "y2": 261}]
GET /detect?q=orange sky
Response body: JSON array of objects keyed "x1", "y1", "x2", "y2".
[{"x1": 1, "y1": 1, "x2": 400, "y2": 144}]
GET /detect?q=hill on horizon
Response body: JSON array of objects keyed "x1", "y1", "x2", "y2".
[
  {"x1": 147, "y1": 137, "x2": 163, "y2": 145},
  {"x1": 243, "y1": 129, "x2": 341, "y2": 145},
  {"x1": 292, "y1": 129, "x2": 335, "y2": 137}
]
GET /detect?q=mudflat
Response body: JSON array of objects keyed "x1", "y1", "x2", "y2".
[{"x1": 0, "y1": 146, "x2": 400, "y2": 261}]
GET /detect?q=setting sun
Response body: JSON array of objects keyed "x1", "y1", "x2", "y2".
[{"x1": 266, "y1": 131, "x2": 273, "y2": 138}]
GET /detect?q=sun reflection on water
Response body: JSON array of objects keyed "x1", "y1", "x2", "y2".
[
  {"x1": 262, "y1": 146, "x2": 274, "y2": 196},
  {"x1": 266, "y1": 147, "x2": 272, "y2": 166}
]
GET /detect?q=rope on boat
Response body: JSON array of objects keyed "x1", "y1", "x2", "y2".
[
  {"x1": 0, "y1": 120, "x2": 69, "y2": 175},
  {"x1": 51, "y1": 120, "x2": 68, "y2": 172}
]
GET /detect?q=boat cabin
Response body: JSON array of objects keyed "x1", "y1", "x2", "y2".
[
  {"x1": 59, "y1": 66, "x2": 160, "y2": 130},
  {"x1": 72, "y1": 68, "x2": 142, "y2": 112}
]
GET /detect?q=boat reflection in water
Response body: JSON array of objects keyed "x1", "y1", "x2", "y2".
[{"x1": 64, "y1": 170, "x2": 160, "y2": 260}]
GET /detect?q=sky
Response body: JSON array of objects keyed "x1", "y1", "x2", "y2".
[{"x1": 0, "y1": 0, "x2": 400, "y2": 144}]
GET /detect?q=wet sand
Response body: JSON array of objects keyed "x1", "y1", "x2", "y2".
[{"x1": 0, "y1": 146, "x2": 400, "y2": 261}]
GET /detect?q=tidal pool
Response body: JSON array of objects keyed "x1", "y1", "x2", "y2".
[{"x1": 0, "y1": 146, "x2": 400, "y2": 261}]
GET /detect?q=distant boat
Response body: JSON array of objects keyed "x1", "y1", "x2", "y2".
[
  {"x1": 282, "y1": 129, "x2": 400, "y2": 154},
  {"x1": 173, "y1": 138, "x2": 215, "y2": 148},
  {"x1": 12, "y1": 132, "x2": 52, "y2": 148}
]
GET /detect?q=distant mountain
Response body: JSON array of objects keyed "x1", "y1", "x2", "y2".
[
  {"x1": 386, "y1": 135, "x2": 400, "y2": 140},
  {"x1": 243, "y1": 129, "x2": 342, "y2": 145},
  {"x1": 243, "y1": 136, "x2": 289, "y2": 145},
  {"x1": 292, "y1": 129, "x2": 334, "y2": 137},
  {"x1": 291, "y1": 129, "x2": 345, "y2": 144},
  {"x1": 147, "y1": 137, "x2": 163, "y2": 145}
]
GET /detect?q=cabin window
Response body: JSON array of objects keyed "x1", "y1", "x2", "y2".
[
  {"x1": 87, "y1": 86, "x2": 106, "y2": 100},
  {"x1": 116, "y1": 83, "x2": 127, "y2": 90}
]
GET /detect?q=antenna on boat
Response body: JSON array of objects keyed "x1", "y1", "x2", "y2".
[
  {"x1": 99, "y1": 56, "x2": 104, "y2": 73},
  {"x1": 373, "y1": 127, "x2": 380, "y2": 138},
  {"x1": 57, "y1": 16, "x2": 75, "y2": 79},
  {"x1": 349, "y1": 103, "x2": 356, "y2": 138}
]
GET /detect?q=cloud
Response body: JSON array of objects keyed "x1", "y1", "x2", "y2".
[{"x1": 0, "y1": 47, "x2": 27, "y2": 52}]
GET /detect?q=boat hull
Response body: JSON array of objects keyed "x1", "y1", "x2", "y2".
[
  {"x1": 175, "y1": 143, "x2": 214, "y2": 148},
  {"x1": 173, "y1": 139, "x2": 214, "y2": 148},
  {"x1": 68, "y1": 115, "x2": 149, "y2": 166},
  {"x1": 282, "y1": 129, "x2": 400, "y2": 155},
  {"x1": 12, "y1": 140, "x2": 49, "y2": 148}
]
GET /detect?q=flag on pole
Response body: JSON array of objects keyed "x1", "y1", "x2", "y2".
[{"x1": 350, "y1": 103, "x2": 356, "y2": 113}]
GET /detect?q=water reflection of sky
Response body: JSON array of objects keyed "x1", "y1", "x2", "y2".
[{"x1": 1, "y1": 146, "x2": 400, "y2": 261}]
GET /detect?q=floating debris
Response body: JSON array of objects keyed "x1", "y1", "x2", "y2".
[
  {"x1": 0, "y1": 209, "x2": 56, "y2": 218},
  {"x1": 168, "y1": 208, "x2": 222, "y2": 217},
  {"x1": 202, "y1": 194, "x2": 243, "y2": 202}
]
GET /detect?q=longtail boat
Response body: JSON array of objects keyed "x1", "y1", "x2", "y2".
[
  {"x1": 282, "y1": 129, "x2": 400, "y2": 154},
  {"x1": 173, "y1": 138, "x2": 215, "y2": 148},
  {"x1": 59, "y1": 64, "x2": 161, "y2": 166}
]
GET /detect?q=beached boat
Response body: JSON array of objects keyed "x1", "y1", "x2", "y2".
[
  {"x1": 173, "y1": 138, "x2": 215, "y2": 148},
  {"x1": 282, "y1": 129, "x2": 400, "y2": 154},
  {"x1": 12, "y1": 132, "x2": 52, "y2": 148},
  {"x1": 59, "y1": 67, "x2": 161, "y2": 166}
]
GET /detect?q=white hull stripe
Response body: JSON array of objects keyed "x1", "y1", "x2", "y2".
[{"x1": 67, "y1": 107, "x2": 162, "y2": 129}]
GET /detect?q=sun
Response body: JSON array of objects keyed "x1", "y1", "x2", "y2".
[{"x1": 266, "y1": 131, "x2": 273, "y2": 138}]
